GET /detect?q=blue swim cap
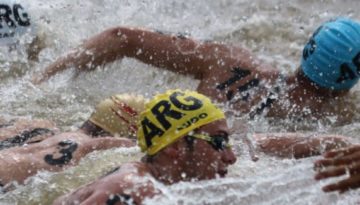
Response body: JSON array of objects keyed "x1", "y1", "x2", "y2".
[{"x1": 301, "y1": 17, "x2": 360, "y2": 90}]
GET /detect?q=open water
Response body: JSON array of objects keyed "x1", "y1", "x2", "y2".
[{"x1": 0, "y1": 0, "x2": 360, "y2": 204}]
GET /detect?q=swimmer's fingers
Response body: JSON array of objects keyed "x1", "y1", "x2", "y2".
[
  {"x1": 314, "y1": 152, "x2": 360, "y2": 168},
  {"x1": 315, "y1": 166, "x2": 347, "y2": 180},
  {"x1": 315, "y1": 162, "x2": 360, "y2": 180},
  {"x1": 323, "y1": 145, "x2": 360, "y2": 158},
  {"x1": 321, "y1": 174, "x2": 360, "y2": 193}
]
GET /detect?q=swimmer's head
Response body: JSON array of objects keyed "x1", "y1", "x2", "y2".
[
  {"x1": 301, "y1": 17, "x2": 360, "y2": 91},
  {"x1": 137, "y1": 89, "x2": 225, "y2": 155},
  {"x1": 89, "y1": 93, "x2": 147, "y2": 138},
  {"x1": 0, "y1": 0, "x2": 35, "y2": 46}
]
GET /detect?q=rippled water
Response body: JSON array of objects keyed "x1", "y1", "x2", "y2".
[{"x1": 1, "y1": 0, "x2": 360, "y2": 204}]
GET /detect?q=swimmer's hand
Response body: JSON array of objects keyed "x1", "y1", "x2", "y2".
[
  {"x1": 32, "y1": 27, "x2": 135, "y2": 85},
  {"x1": 31, "y1": 52, "x2": 78, "y2": 85},
  {"x1": 314, "y1": 145, "x2": 360, "y2": 193},
  {"x1": 52, "y1": 163, "x2": 159, "y2": 205}
]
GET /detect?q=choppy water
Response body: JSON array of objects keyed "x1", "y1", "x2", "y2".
[{"x1": 1, "y1": 0, "x2": 360, "y2": 204}]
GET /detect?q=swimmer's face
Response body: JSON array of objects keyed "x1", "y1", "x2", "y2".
[{"x1": 182, "y1": 119, "x2": 237, "y2": 180}]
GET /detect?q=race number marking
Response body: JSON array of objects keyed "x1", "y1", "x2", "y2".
[
  {"x1": 44, "y1": 140, "x2": 78, "y2": 166},
  {"x1": 216, "y1": 67, "x2": 259, "y2": 101}
]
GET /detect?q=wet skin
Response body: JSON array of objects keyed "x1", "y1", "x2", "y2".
[{"x1": 0, "y1": 131, "x2": 134, "y2": 185}]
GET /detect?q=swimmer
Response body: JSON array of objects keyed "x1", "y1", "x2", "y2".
[
  {"x1": 0, "y1": 93, "x2": 145, "y2": 188},
  {"x1": 34, "y1": 17, "x2": 360, "y2": 123},
  {"x1": 314, "y1": 144, "x2": 360, "y2": 193},
  {"x1": 52, "y1": 90, "x2": 351, "y2": 205}
]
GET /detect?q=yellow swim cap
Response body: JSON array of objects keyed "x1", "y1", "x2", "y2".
[
  {"x1": 89, "y1": 93, "x2": 147, "y2": 138},
  {"x1": 138, "y1": 90, "x2": 225, "y2": 155}
]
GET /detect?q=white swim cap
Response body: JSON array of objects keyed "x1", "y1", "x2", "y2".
[
  {"x1": 0, "y1": 0, "x2": 34, "y2": 46},
  {"x1": 89, "y1": 93, "x2": 147, "y2": 138}
]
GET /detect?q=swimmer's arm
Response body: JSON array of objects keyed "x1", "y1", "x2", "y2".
[
  {"x1": 32, "y1": 28, "x2": 129, "y2": 84},
  {"x1": 32, "y1": 30, "x2": 118, "y2": 84},
  {"x1": 253, "y1": 133, "x2": 351, "y2": 159},
  {"x1": 34, "y1": 27, "x2": 262, "y2": 83},
  {"x1": 115, "y1": 27, "x2": 269, "y2": 78},
  {"x1": 53, "y1": 167, "x2": 158, "y2": 205}
]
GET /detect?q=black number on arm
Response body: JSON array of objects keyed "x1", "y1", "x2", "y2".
[
  {"x1": 236, "y1": 79, "x2": 259, "y2": 101},
  {"x1": 216, "y1": 67, "x2": 251, "y2": 90},
  {"x1": 44, "y1": 140, "x2": 78, "y2": 166},
  {"x1": 249, "y1": 92, "x2": 276, "y2": 119},
  {"x1": 216, "y1": 67, "x2": 253, "y2": 100},
  {"x1": 0, "y1": 128, "x2": 54, "y2": 150}
]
